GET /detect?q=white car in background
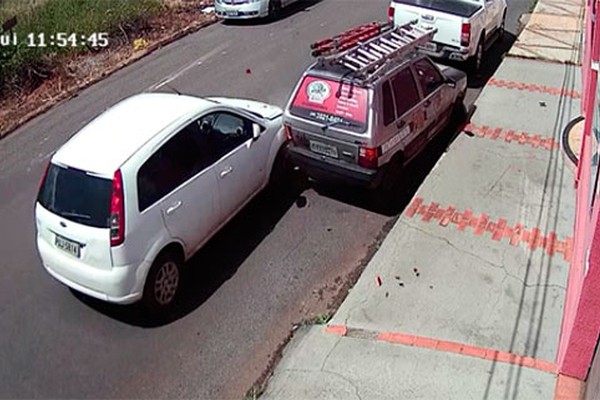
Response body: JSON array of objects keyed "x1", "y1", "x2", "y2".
[
  {"x1": 214, "y1": 0, "x2": 300, "y2": 20},
  {"x1": 35, "y1": 93, "x2": 288, "y2": 313}
]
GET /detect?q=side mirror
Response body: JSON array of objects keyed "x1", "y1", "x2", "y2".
[
  {"x1": 252, "y1": 123, "x2": 263, "y2": 140},
  {"x1": 446, "y1": 78, "x2": 456, "y2": 88}
]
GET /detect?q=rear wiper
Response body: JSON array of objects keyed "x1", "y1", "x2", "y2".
[
  {"x1": 60, "y1": 211, "x2": 91, "y2": 220},
  {"x1": 321, "y1": 119, "x2": 358, "y2": 131}
]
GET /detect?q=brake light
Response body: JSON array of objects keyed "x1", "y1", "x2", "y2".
[
  {"x1": 38, "y1": 161, "x2": 50, "y2": 193},
  {"x1": 461, "y1": 23, "x2": 471, "y2": 47},
  {"x1": 359, "y1": 147, "x2": 378, "y2": 169},
  {"x1": 388, "y1": 7, "x2": 394, "y2": 23},
  {"x1": 284, "y1": 124, "x2": 293, "y2": 141},
  {"x1": 110, "y1": 169, "x2": 125, "y2": 247}
]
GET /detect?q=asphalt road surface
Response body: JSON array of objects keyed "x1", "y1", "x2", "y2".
[{"x1": 0, "y1": 0, "x2": 531, "y2": 398}]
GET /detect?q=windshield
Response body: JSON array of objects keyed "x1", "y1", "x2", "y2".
[
  {"x1": 37, "y1": 163, "x2": 112, "y2": 228},
  {"x1": 289, "y1": 75, "x2": 369, "y2": 134}
]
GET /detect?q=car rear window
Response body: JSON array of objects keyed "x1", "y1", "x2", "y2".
[
  {"x1": 393, "y1": 0, "x2": 481, "y2": 18},
  {"x1": 37, "y1": 163, "x2": 112, "y2": 229},
  {"x1": 289, "y1": 75, "x2": 369, "y2": 134}
]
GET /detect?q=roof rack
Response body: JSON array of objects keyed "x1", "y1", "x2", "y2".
[{"x1": 310, "y1": 20, "x2": 436, "y2": 83}]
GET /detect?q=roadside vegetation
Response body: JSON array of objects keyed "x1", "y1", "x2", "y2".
[
  {"x1": 0, "y1": 0, "x2": 163, "y2": 95},
  {"x1": 0, "y1": 0, "x2": 215, "y2": 137}
]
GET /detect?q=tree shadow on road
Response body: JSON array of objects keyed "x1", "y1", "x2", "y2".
[{"x1": 72, "y1": 171, "x2": 309, "y2": 327}]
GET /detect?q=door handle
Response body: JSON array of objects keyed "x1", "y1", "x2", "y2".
[
  {"x1": 220, "y1": 166, "x2": 233, "y2": 178},
  {"x1": 424, "y1": 100, "x2": 432, "y2": 108},
  {"x1": 397, "y1": 120, "x2": 407, "y2": 129},
  {"x1": 166, "y1": 201, "x2": 182, "y2": 215}
]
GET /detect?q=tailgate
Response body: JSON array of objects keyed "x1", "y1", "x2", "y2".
[{"x1": 392, "y1": 0, "x2": 480, "y2": 48}]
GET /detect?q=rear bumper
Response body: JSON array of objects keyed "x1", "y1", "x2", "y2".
[
  {"x1": 37, "y1": 234, "x2": 148, "y2": 304},
  {"x1": 421, "y1": 43, "x2": 471, "y2": 62},
  {"x1": 288, "y1": 145, "x2": 383, "y2": 188},
  {"x1": 215, "y1": 3, "x2": 266, "y2": 19}
]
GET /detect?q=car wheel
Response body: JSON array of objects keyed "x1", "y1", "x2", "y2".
[
  {"x1": 467, "y1": 36, "x2": 484, "y2": 75},
  {"x1": 268, "y1": 0, "x2": 282, "y2": 19},
  {"x1": 371, "y1": 156, "x2": 403, "y2": 213},
  {"x1": 498, "y1": 13, "x2": 506, "y2": 42},
  {"x1": 142, "y1": 251, "x2": 181, "y2": 313},
  {"x1": 268, "y1": 145, "x2": 293, "y2": 191}
]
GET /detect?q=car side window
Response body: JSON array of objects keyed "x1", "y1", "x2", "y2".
[
  {"x1": 137, "y1": 122, "x2": 209, "y2": 211},
  {"x1": 413, "y1": 58, "x2": 445, "y2": 97},
  {"x1": 382, "y1": 81, "x2": 396, "y2": 126},
  {"x1": 206, "y1": 112, "x2": 252, "y2": 160},
  {"x1": 391, "y1": 67, "x2": 421, "y2": 118}
]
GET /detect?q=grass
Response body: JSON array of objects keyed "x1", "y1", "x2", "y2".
[{"x1": 0, "y1": 0, "x2": 162, "y2": 95}]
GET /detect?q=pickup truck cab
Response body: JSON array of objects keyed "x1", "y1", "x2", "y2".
[{"x1": 389, "y1": 0, "x2": 507, "y2": 73}]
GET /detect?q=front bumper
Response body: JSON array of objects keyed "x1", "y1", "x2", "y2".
[
  {"x1": 288, "y1": 145, "x2": 383, "y2": 189},
  {"x1": 215, "y1": 2, "x2": 267, "y2": 19}
]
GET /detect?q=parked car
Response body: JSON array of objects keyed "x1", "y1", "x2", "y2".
[
  {"x1": 388, "y1": 0, "x2": 507, "y2": 73},
  {"x1": 35, "y1": 93, "x2": 288, "y2": 312},
  {"x1": 283, "y1": 22, "x2": 467, "y2": 207},
  {"x1": 214, "y1": 0, "x2": 300, "y2": 20}
]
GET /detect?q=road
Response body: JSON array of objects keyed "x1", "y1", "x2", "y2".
[{"x1": 0, "y1": 0, "x2": 530, "y2": 398}]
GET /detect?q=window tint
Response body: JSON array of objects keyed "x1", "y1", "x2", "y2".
[
  {"x1": 137, "y1": 122, "x2": 207, "y2": 211},
  {"x1": 209, "y1": 112, "x2": 252, "y2": 159},
  {"x1": 382, "y1": 81, "x2": 396, "y2": 126},
  {"x1": 413, "y1": 58, "x2": 445, "y2": 97},
  {"x1": 38, "y1": 164, "x2": 112, "y2": 228},
  {"x1": 391, "y1": 68, "x2": 421, "y2": 117}
]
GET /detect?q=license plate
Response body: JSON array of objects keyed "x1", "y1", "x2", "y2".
[
  {"x1": 310, "y1": 140, "x2": 339, "y2": 158},
  {"x1": 226, "y1": 10, "x2": 239, "y2": 16},
  {"x1": 55, "y1": 234, "x2": 81, "y2": 258},
  {"x1": 419, "y1": 42, "x2": 437, "y2": 52}
]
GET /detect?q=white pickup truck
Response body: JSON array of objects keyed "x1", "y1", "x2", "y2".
[{"x1": 388, "y1": 0, "x2": 507, "y2": 73}]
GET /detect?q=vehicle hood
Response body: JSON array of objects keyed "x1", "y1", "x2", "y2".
[{"x1": 207, "y1": 97, "x2": 283, "y2": 120}]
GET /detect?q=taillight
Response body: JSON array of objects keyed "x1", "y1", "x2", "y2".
[
  {"x1": 38, "y1": 161, "x2": 50, "y2": 193},
  {"x1": 388, "y1": 7, "x2": 394, "y2": 23},
  {"x1": 461, "y1": 23, "x2": 471, "y2": 47},
  {"x1": 110, "y1": 169, "x2": 125, "y2": 247},
  {"x1": 359, "y1": 147, "x2": 378, "y2": 169},
  {"x1": 284, "y1": 124, "x2": 293, "y2": 141}
]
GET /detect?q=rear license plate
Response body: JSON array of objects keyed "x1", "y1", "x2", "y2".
[
  {"x1": 55, "y1": 234, "x2": 81, "y2": 258},
  {"x1": 310, "y1": 140, "x2": 339, "y2": 158}
]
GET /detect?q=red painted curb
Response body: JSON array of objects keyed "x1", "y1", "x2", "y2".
[{"x1": 404, "y1": 198, "x2": 573, "y2": 261}]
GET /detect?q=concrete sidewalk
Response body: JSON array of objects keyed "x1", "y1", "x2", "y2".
[{"x1": 260, "y1": 0, "x2": 586, "y2": 398}]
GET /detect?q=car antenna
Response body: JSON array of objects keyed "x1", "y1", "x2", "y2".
[{"x1": 164, "y1": 83, "x2": 182, "y2": 95}]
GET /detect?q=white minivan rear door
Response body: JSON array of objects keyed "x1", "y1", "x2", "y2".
[{"x1": 36, "y1": 163, "x2": 114, "y2": 269}]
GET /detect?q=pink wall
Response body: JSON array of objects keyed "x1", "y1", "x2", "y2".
[{"x1": 558, "y1": 0, "x2": 600, "y2": 379}]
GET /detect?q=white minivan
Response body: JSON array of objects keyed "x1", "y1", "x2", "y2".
[
  {"x1": 214, "y1": 0, "x2": 300, "y2": 20},
  {"x1": 35, "y1": 93, "x2": 288, "y2": 312}
]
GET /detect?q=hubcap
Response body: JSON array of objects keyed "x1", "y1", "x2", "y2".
[{"x1": 154, "y1": 261, "x2": 179, "y2": 305}]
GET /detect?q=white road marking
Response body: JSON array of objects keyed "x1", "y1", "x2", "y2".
[{"x1": 146, "y1": 43, "x2": 228, "y2": 92}]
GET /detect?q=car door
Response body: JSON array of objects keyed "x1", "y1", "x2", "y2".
[
  {"x1": 389, "y1": 66, "x2": 427, "y2": 162},
  {"x1": 202, "y1": 111, "x2": 264, "y2": 221},
  {"x1": 137, "y1": 121, "x2": 220, "y2": 256},
  {"x1": 412, "y1": 58, "x2": 451, "y2": 141}
]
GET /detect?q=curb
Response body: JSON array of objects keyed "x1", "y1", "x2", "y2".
[{"x1": 0, "y1": 15, "x2": 218, "y2": 141}]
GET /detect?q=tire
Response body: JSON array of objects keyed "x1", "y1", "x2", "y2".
[
  {"x1": 268, "y1": 0, "x2": 282, "y2": 19},
  {"x1": 142, "y1": 251, "x2": 182, "y2": 313},
  {"x1": 467, "y1": 36, "x2": 484, "y2": 75},
  {"x1": 371, "y1": 156, "x2": 403, "y2": 213},
  {"x1": 268, "y1": 145, "x2": 292, "y2": 192}
]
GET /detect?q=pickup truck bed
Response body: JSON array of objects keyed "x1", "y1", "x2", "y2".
[{"x1": 393, "y1": 0, "x2": 481, "y2": 18}]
